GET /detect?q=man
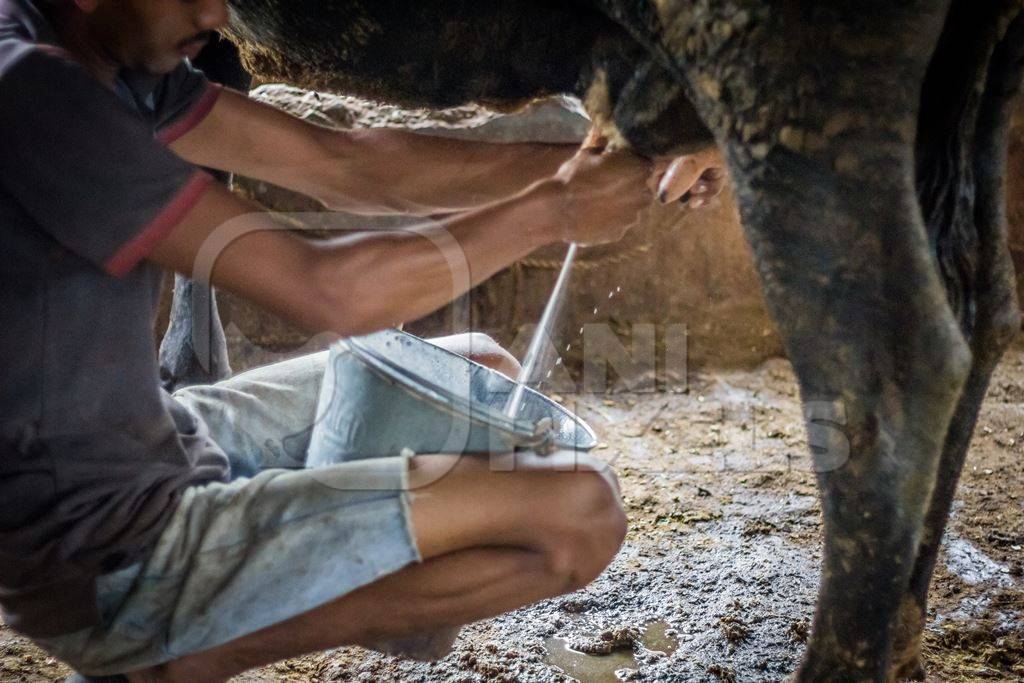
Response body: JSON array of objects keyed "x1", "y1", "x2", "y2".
[{"x1": 0, "y1": 0, "x2": 724, "y2": 680}]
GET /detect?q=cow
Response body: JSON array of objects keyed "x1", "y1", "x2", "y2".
[{"x1": 166, "y1": 1, "x2": 1024, "y2": 680}]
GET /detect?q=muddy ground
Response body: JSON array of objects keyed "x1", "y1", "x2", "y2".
[{"x1": 3, "y1": 341, "x2": 1023, "y2": 682}]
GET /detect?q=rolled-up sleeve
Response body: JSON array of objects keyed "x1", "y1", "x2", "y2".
[
  {"x1": 0, "y1": 48, "x2": 212, "y2": 277},
  {"x1": 152, "y1": 60, "x2": 222, "y2": 145}
]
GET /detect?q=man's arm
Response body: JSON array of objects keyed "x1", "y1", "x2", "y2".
[
  {"x1": 169, "y1": 88, "x2": 578, "y2": 216},
  {"x1": 149, "y1": 147, "x2": 653, "y2": 338}
]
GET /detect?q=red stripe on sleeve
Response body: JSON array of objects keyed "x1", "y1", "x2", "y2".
[
  {"x1": 36, "y1": 44, "x2": 71, "y2": 59},
  {"x1": 155, "y1": 82, "x2": 222, "y2": 146},
  {"x1": 104, "y1": 170, "x2": 213, "y2": 278}
]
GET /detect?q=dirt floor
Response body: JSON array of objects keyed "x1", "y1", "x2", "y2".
[{"x1": 3, "y1": 341, "x2": 1023, "y2": 683}]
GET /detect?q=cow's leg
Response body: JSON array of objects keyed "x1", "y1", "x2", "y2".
[
  {"x1": 615, "y1": 2, "x2": 967, "y2": 679},
  {"x1": 890, "y1": 6, "x2": 1024, "y2": 679},
  {"x1": 159, "y1": 273, "x2": 232, "y2": 391}
]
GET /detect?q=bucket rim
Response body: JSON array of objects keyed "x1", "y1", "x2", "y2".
[{"x1": 341, "y1": 330, "x2": 598, "y2": 451}]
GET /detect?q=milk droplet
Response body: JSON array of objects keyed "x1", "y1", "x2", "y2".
[
  {"x1": 555, "y1": 358, "x2": 563, "y2": 365},
  {"x1": 616, "y1": 286, "x2": 622, "y2": 292},
  {"x1": 592, "y1": 307, "x2": 599, "y2": 314},
  {"x1": 608, "y1": 291, "x2": 615, "y2": 298}
]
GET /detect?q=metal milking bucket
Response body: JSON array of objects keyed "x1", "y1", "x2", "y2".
[{"x1": 306, "y1": 329, "x2": 597, "y2": 464}]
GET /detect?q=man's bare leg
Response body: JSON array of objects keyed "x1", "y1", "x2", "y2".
[
  {"x1": 369, "y1": 331, "x2": 521, "y2": 660},
  {"x1": 129, "y1": 450, "x2": 625, "y2": 682}
]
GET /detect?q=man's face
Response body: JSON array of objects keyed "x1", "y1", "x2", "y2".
[{"x1": 89, "y1": 0, "x2": 229, "y2": 74}]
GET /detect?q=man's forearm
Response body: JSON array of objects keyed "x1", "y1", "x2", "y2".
[
  {"x1": 307, "y1": 128, "x2": 577, "y2": 215},
  {"x1": 149, "y1": 176, "x2": 563, "y2": 340},
  {"x1": 305, "y1": 180, "x2": 561, "y2": 335},
  {"x1": 171, "y1": 88, "x2": 576, "y2": 216}
]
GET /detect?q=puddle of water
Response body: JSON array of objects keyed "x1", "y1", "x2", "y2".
[
  {"x1": 543, "y1": 621, "x2": 678, "y2": 682},
  {"x1": 642, "y1": 621, "x2": 679, "y2": 656},
  {"x1": 544, "y1": 638, "x2": 638, "y2": 682}
]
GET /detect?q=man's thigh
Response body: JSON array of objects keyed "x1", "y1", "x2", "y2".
[
  {"x1": 36, "y1": 451, "x2": 618, "y2": 676},
  {"x1": 173, "y1": 350, "x2": 330, "y2": 476},
  {"x1": 170, "y1": 334, "x2": 515, "y2": 476},
  {"x1": 36, "y1": 457, "x2": 417, "y2": 676},
  {"x1": 407, "y1": 450, "x2": 620, "y2": 559}
]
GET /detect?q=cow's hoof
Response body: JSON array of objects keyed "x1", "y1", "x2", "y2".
[
  {"x1": 889, "y1": 597, "x2": 927, "y2": 681},
  {"x1": 793, "y1": 654, "x2": 881, "y2": 683},
  {"x1": 889, "y1": 654, "x2": 927, "y2": 682}
]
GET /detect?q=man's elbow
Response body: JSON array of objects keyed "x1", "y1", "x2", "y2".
[{"x1": 303, "y1": 242, "x2": 388, "y2": 339}]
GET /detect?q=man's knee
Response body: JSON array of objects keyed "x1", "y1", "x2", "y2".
[
  {"x1": 462, "y1": 333, "x2": 521, "y2": 378},
  {"x1": 430, "y1": 332, "x2": 522, "y2": 377},
  {"x1": 537, "y1": 459, "x2": 627, "y2": 590}
]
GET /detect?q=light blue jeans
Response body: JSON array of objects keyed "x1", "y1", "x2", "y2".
[{"x1": 36, "y1": 352, "x2": 421, "y2": 676}]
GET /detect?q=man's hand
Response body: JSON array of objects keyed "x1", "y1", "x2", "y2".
[
  {"x1": 581, "y1": 127, "x2": 725, "y2": 212},
  {"x1": 653, "y1": 145, "x2": 727, "y2": 209},
  {"x1": 538, "y1": 146, "x2": 655, "y2": 245}
]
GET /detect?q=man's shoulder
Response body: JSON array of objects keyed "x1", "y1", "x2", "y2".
[
  {"x1": 0, "y1": 38, "x2": 74, "y2": 90},
  {"x1": 0, "y1": 0, "x2": 65, "y2": 76},
  {"x1": 0, "y1": 0, "x2": 30, "y2": 35},
  {"x1": 0, "y1": 3, "x2": 29, "y2": 70}
]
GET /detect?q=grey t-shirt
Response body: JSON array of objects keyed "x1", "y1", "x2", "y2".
[{"x1": 0, "y1": 0, "x2": 230, "y2": 638}]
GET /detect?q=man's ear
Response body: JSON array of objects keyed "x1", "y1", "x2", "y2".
[{"x1": 73, "y1": 0, "x2": 99, "y2": 12}]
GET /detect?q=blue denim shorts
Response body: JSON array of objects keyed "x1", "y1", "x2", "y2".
[{"x1": 35, "y1": 351, "x2": 421, "y2": 676}]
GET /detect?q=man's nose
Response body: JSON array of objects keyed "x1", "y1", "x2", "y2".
[{"x1": 196, "y1": 0, "x2": 229, "y2": 31}]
